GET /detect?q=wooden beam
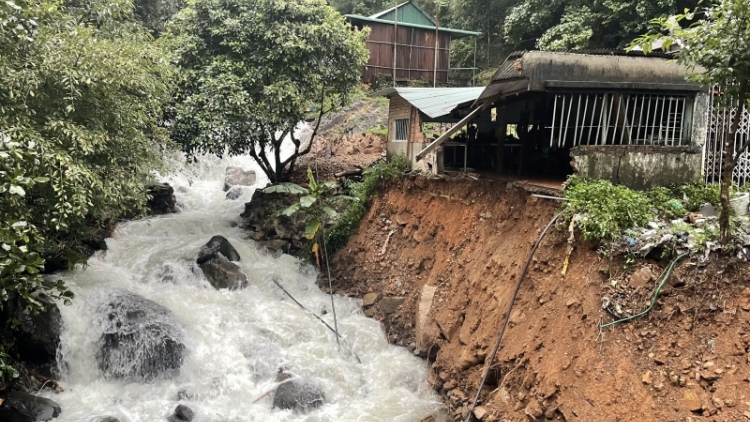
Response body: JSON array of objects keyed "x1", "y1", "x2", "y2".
[{"x1": 415, "y1": 105, "x2": 486, "y2": 162}]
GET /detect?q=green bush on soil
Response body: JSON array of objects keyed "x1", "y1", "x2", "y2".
[
  {"x1": 325, "y1": 155, "x2": 409, "y2": 252},
  {"x1": 564, "y1": 177, "x2": 655, "y2": 240},
  {"x1": 564, "y1": 177, "x2": 724, "y2": 241}
]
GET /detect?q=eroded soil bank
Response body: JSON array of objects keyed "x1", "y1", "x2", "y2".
[{"x1": 330, "y1": 174, "x2": 750, "y2": 422}]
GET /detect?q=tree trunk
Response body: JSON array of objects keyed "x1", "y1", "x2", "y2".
[{"x1": 719, "y1": 159, "x2": 734, "y2": 244}]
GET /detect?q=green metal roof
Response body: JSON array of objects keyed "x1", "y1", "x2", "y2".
[
  {"x1": 370, "y1": 1, "x2": 436, "y2": 27},
  {"x1": 345, "y1": 14, "x2": 481, "y2": 38},
  {"x1": 375, "y1": 87, "x2": 486, "y2": 119}
]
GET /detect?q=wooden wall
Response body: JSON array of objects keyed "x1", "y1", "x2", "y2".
[{"x1": 362, "y1": 22, "x2": 451, "y2": 84}]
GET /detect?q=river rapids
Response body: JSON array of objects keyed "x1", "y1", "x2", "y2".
[{"x1": 44, "y1": 153, "x2": 443, "y2": 421}]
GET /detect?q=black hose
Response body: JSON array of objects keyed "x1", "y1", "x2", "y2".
[{"x1": 465, "y1": 212, "x2": 562, "y2": 422}]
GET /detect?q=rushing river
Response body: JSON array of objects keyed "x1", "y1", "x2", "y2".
[{"x1": 45, "y1": 153, "x2": 443, "y2": 421}]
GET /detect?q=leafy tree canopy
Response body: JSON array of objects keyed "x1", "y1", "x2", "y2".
[
  {"x1": 504, "y1": 0, "x2": 699, "y2": 50},
  {"x1": 1, "y1": 0, "x2": 174, "y2": 308},
  {"x1": 168, "y1": 0, "x2": 369, "y2": 183}
]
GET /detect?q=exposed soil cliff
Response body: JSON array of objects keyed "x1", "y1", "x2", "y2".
[{"x1": 330, "y1": 175, "x2": 750, "y2": 422}]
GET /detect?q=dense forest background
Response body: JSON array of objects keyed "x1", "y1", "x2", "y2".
[{"x1": 329, "y1": 0, "x2": 701, "y2": 71}]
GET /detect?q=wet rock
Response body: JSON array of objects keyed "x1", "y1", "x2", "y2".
[
  {"x1": 96, "y1": 291, "x2": 185, "y2": 380},
  {"x1": 199, "y1": 255, "x2": 249, "y2": 290},
  {"x1": 0, "y1": 390, "x2": 61, "y2": 422},
  {"x1": 224, "y1": 167, "x2": 256, "y2": 192},
  {"x1": 93, "y1": 417, "x2": 120, "y2": 422},
  {"x1": 256, "y1": 239, "x2": 289, "y2": 253},
  {"x1": 146, "y1": 182, "x2": 178, "y2": 215},
  {"x1": 0, "y1": 292, "x2": 61, "y2": 370},
  {"x1": 699, "y1": 203, "x2": 718, "y2": 217},
  {"x1": 272, "y1": 378, "x2": 326, "y2": 412},
  {"x1": 225, "y1": 186, "x2": 245, "y2": 200},
  {"x1": 378, "y1": 296, "x2": 406, "y2": 314},
  {"x1": 167, "y1": 404, "x2": 194, "y2": 422},
  {"x1": 196, "y1": 235, "x2": 241, "y2": 264}
]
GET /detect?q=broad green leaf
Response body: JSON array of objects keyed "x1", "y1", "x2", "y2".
[
  {"x1": 300, "y1": 195, "x2": 316, "y2": 208},
  {"x1": 304, "y1": 217, "x2": 321, "y2": 240},
  {"x1": 264, "y1": 183, "x2": 309, "y2": 195}
]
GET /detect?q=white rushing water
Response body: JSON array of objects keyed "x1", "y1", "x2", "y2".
[{"x1": 46, "y1": 153, "x2": 443, "y2": 422}]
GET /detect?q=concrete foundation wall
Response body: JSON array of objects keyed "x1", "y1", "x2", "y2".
[{"x1": 571, "y1": 146, "x2": 702, "y2": 190}]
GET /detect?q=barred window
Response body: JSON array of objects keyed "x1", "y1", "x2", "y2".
[
  {"x1": 394, "y1": 118, "x2": 409, "y2": 142},
  {"x1": 548, "y1": 93, "x2": 692, "y2": 147}
]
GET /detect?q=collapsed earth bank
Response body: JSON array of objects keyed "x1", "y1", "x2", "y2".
[{"x1": 330, "y1": 175, "x2": 750, "y2": 422}]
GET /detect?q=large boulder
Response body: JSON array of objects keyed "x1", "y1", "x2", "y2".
[
  {"x1": 96, "y1": 291, "x2": 185, "y2": 380},
  {"x1": 198, "y1": 255, "x2": 248, "y2": 290},
  {"x1": 224, "y1": 167, "x2": 256, "y2": 192},
  {"x1": 272, "y1": 377, "x2": 325, "y2": 412},
  {"x1": 146, "y1": 182, "x2": 178, "y2": 215},
  {"x1": 196, "y1": 236, "x2": 240, "y2": 265},
  {"x1": 0, "y1": 292, "x2": 61, "y2": 375},
  {"x1": 0, "y1": 390, "x2": 61, "y2": 422},
  {"x1": 240, "y1": 190, "x2": 311, "y2": 255}
]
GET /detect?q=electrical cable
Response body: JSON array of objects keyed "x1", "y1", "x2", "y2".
[{"x1": 465, "y1": 212, "x2": 562, "y2": 422}]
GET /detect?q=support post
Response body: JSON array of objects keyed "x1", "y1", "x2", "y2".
[
  {"x1": 496, "y1": 105, "x2": 506, "y2": 174},
  {"x1": 473, "y1": 37, "x2": 477, "y2": 87},
  {"x1": 433, "y1": 17, "x2": 439, "y2": 87},
  {"x1": 392, "y1": 7, "x2": 398, "y2": 86}
]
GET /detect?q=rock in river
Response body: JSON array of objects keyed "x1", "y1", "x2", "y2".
[
  {"x1": 272, "y1": 377, "x2": 326, "y2": 412},
  {"x1": 196, "y1": 235, "x2": 241, "y2": 264},
  {"x1": 224, "y1": 167, "x2": 256, "y2": 192},
  {"x1": 0, "y1": 390, "x2": 62, "y2": 422},
  {"x1": 199, "y1": 255, "x2": 249, "y2": 290},
  {"x1": 96, "y1": 291, "x2": 185, "y2": 380}
]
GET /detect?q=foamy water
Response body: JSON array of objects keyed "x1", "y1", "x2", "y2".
[{"x1": 46, "y1": 152, "x2": 442, "y2": 421}]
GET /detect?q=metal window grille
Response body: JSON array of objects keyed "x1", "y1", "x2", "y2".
[
  {"x1": 548, "y1": 93, "x2": 691, "y2": 148},
  {"x1": 705, "y1": 87, "x2": 750, "y2": 185},
  {"x1": 394, "y1": 118, "x2": 409, "y2": 142}
]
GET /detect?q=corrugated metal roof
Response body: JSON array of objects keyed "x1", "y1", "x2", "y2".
[
  {"x1": 370, "y1": 1, "x2": 436, "y2": 27},
  {"x1": 375, "y1": 87, "x2": 485, "y2": 119},
  {"x1": 345, "y1": 14, "x2": 481, "y2": 37}
]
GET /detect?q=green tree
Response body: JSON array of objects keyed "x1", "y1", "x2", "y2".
[
  {"x1": 168, "y1": 0, "x2": 369, "y2": 183},
  {"x1": 1, "y1": 0, "x2": 174, "y2": 308},
  {"x1": 633, "y1": 0, "x2": 750, "y2": 244},
  {"x1": 504, "y1": 0, "x2": 699, "y2": 50}
]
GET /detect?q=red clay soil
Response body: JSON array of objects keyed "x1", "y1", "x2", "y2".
[{"x1": 329, "y1": 175, "x2": 750, "y2": 422}]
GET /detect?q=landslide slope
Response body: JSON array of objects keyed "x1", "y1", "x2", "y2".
[{"x1": 331, "y1": 174, "x2": 750, "y2": 421}]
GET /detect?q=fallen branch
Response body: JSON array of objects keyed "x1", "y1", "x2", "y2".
[
  {"x1": 334, "y1": 168, "x2": 363, "y2": 178},
  {"x1": 30, "y1": 369, "x2": 64, "y2": 393}
]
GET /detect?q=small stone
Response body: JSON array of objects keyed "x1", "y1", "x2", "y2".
[
  {"x1": 711, "y1": 397, "x2": 724, "y2": 408},
  {"x1": 681, "y1": 358, "x2": 692, "y2": 370},
  {"x1": 377, "y1": 296, "x2": 406, "y2": 314},
  {"x1": 683, "y1": 390, "x2": 703, "y2": 412},
  {"x1": 513, "y1": 401, "x2": 524, "y2": 411},
  {"x1": 362, "y1": 293, "x2": 378, "y2": 307},
  {"x1": 642, "y1": 370, "x2": 653, "y2": 385},
  {"x1": 473, "y1": 406, "x2": 489, "y2": 420},
  {"x1": 703, "y1": 361, "x2": 715, "y2": 368},
  {"x1": 544, "y1": 405, "x2": 558, "y2": 419},
  {"x1": 443, "y1": 381, "x2": 456, "y2": 390},
  {"x1": 524, "y1": 400, "x2": 544, "y2": 419},
  {"x1": 364, "y1": 308, "x2": 376, "y2": 317}
]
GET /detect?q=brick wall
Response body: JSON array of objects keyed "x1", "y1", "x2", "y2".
[{"x1": 387, "y1": 95, "x2": 424, "y2": 143}]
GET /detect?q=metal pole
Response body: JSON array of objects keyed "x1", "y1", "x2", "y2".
[
  {"x1": 473, "y1": 37, "x2": 477, "y2": 87},
  {"x1": 392, "y1": 6, "x2": 398, "y2": 86},
  {"x1": 433, "y1": 12, "x2": 439, "y2": 87}
]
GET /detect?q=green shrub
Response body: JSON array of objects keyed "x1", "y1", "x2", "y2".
[
  {"x1": 564, "y1": 177, "x2": 655, "y2": 240},
  {"x1": 675, "y1": 182, "x2": 721, "y2": 211},
  {"x1": 325, "y1": 155, "x2": 409, "y2": 252},
  {"x1": 647, "y1": 187, "x2": 686, "y2": 219}
]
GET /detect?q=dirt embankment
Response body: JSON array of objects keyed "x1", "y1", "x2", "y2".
[{"x1": 330, "y1": 175, "x2": 750, "y2": 422}]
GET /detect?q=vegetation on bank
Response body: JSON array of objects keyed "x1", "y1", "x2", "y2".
[
  {"x1": 325, "y1": 155, "x2": 410, "y2": 253},
  {"x1": 563, "y1": 177, "x2": 726, "y2": 244}
]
